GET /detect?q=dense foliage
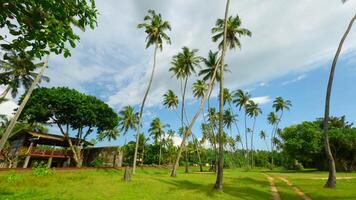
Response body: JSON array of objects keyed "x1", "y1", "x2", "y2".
[{"x1": 279, "y1": 116, "x2": 356, "y2": 171}]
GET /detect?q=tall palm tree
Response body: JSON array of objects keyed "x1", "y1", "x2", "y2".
[
  {"x1": 169, "y1": 47, "x2": 201, "y2": 173},
  {"x1": 212, "y1": 0, "x2": 251, "y2": 189},
  {"x1": 267, "y1": 112, "x2": 278, "y2": 168},
  {"x1": 322, "y1": 3, "x2": 355, "y2": 188},
  {"x1": 148, "y1": 117, "x2": 168, "y2": 166},
  {"x1": 134, "y1": 10, "x2": 171, "y2": 173},
  {"x1": 0, "y1": 51, "x2": 50, "y2": 100},
  {"x1": 246, "y1": 100, "x2": 262, "y2": 167},
  {"x1": 233, "y1": 89, "x2": 251, "y2": 157}
]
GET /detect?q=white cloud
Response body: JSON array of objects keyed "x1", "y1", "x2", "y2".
[
  {"x1": 0, "y1": 99, "x2": 17, "y2": 117},
  {"x1": 250, "y1": 96, "x2": 271, "y2": 105},
  {"x1": 172, "y1": 136, "x2": 182, "y2": 147},
  {"x1": 282, "y1": 74, "x2": 306, "y2": 85},
  {"x1": 36, "y1": 0, "x2": 356, "y2": 110}
]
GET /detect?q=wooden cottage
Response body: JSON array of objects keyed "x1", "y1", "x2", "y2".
[{"x1": 6, "y1": 130, "x2": 92, "y2": 168}]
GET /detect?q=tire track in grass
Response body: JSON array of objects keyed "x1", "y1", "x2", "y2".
[
  {"x1": 263, "y1": 173, "x2": 281, "y2": 200},
  {"x1": 278, "y1": 177, "x2": 311, "y2": 200}
]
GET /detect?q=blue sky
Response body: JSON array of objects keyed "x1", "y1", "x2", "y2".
[{"x1": 0, "y1": 0, "x2": 355, "y2": 150}]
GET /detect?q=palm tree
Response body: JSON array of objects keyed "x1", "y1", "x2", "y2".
[
  {"x1": 259, "y1": 130, "x2": 269, "y2": 150},
  {"x1": 221, "y1": 88, "x2": 243, "y2": 149},
  {"x1": 267, "y1": 112, "x2": 278, "y2": 168},
  {"x1": 233, "y1": 89, "x2": 251, "y2": 157},
  {"x1": 0, "y1": 55, "x2": 49, "y2": 152},
  {"x1": 322, "y1": 3, "x2": 355, "y2": 188},
  {"x1": 246, "y1": 100, "x2": 262, "y2": 167},
  {"x1": 199, "y1": 51, "x2": 229, "y2": 108},
  {"x1": 133, "y1": 10, "x2": 171, "y2": 173},
  {"x1": 118, "y1": 106, "x2": 138, "y2": 163},
  {"x1": 169, "y1": 46, "x2": 201, "y2": 173},
  {"x1": 192, "y1": 80, "x2": 207, "y2": 99},
  {"x1": 148, "y1": 117, "x2": 168, "y2": 166},
  {"x1": 212, "y1": 15, "x2": 252, "y2": 50},
  {"x1": 163, "y1": 90, "x2": 179, "y2": 116},
  {"x1": 0, "y1": 51, "x2": 50, "y2": 100},
  {"x1": 212, "y1": 0, "x2": 250, "y2": 190}
]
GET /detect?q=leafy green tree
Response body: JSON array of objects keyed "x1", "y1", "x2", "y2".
[
  {"x1": 18, "y1": 87, "x2": 118, "y2": 167},
  {"x1": 134, "y1": 10, "x2": 171, "y2": 173},
  {"x1": 0, "y1": 0, "x2": 98, "y2": 152},
  {"x1": 322, "y1": 0, "x2": 355, "y2": 188},
  {"x1": 148, "y1": 117, "x2": 169, "y2": 165}
]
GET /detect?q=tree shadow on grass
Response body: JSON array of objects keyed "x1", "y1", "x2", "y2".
[{"x1": 155, "y1": 177, "x2": 270, "y2": 200}]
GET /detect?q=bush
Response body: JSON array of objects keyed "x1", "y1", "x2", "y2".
[
  {"x1": 6, "y1": 171, "x2": 22, "y2": 183},
  {"x1": 32, "y1": 161, "x2": 54, "y2": 177},
  {"x1": 90, "y1": 156, "x2": 105, "y2": 167}
]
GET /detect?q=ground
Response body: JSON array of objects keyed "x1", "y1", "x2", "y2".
[{"x1": 0, "y1": 167, "x2": 355, "y2": 200}]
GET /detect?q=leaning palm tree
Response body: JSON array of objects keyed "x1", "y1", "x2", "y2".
[
  {"x1": 212, "y1": 2, "x2": 252, "y2": 189},
  {"x1": 245, "y1": 100, "x2": 262, "y2": 167},
  {"x1": 169, "y1": 46, "x2": 201, "y2": 173},
  {"x1": 148, "y1": 117, "x2": 168, "y2": 166},
  {"x1": 322, "y1": 2, "x2": 355, "y2": 188},
  {"x1": 133, "y1": 10, "x2": 171, "y2": 173},
  {"x1": 0, "y1": 51, "x2": 50, "y2": 100},
  {"x1": 233, "y1": 89, "x2": 251, "y2": 157}
]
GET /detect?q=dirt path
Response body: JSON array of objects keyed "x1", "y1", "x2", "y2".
[
  {"x1": 263, "y1": 173, "x2": 281, "y2": 200},
  {"x1": 310, "y1": 177, "x2": 356, "y2": 180},
  {"x1": 278, "y1": 177, "x2": 311, "y2": 200}
]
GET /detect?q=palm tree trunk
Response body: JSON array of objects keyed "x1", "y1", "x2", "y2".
[
  {"x1": 244, "y1": 111, "x2": 249, "y2": 163},
  {"x1": 133, "y1": 44, "x2": 158, "y2": 174},
  {"x1": 271, "y1": 111, "x2": 283, "y2": 169},
  {"x1": 0, "y1": 86, "x2": 11, "y2": 100},
  {"x1": 170, "y1": 54, "x2": 220, "y2": 178},
  {"x1": 214, "y1": 0, "x2": 230, "y2": 191},
  {"x1": 229, "y1": 103, "x2": 244, "y2": 150},
  {"x1": 182, "y1": 77, "x2": 189, "y2": 173},
  {"x1": 159, "y1": 143, "x2": 162, "y2": 166},
  {"x1": 0, "y1": 57, "x2": 49, "y2": 152},
  {"x1": 250, "y1": 117, "x2": 256, "y2": 168},
  {"x1": 323, "y1": 14, "x2": 355, "y2": 188}
]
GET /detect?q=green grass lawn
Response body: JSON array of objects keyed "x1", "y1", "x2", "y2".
[{"x1": 0, "y1": 167, "x2": 355, "y2": 200}]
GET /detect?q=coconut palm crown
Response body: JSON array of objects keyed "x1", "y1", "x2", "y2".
[
  {"x1": 137, "y1": 9, "x2": 171, "y2": 50},
  {"x1": 212, "y1": 15, "x2": 251, "y2": 50}
]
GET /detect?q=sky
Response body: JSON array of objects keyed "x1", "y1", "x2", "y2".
[{"x1": 1, "y1": 0, "x2": 356, "y2": 150}]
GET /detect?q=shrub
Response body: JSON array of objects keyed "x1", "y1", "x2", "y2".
[{"x1": 32, "y1": 161, "x2": 54, "y2": 177}]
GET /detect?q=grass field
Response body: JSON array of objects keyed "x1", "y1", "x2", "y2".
[{"x1": 0, "y1": 167, "x2": 355, "y2": 200}]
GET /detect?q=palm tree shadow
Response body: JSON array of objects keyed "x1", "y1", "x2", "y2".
[{"x1": 155, "y1": 177, "x2": 270, "y2": 199}]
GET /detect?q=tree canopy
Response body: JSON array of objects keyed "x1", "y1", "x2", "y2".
[
  {"x1": 19, "y1": 87, "x2": 119, "y2": 141},
  {"x1": 0, "y1": 0, "x2": 98, "y2": 59}
]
